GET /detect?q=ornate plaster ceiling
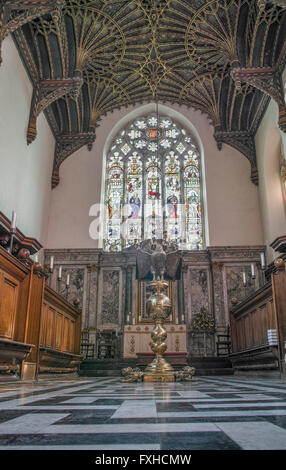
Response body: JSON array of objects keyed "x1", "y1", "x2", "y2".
[{"x1": 1, "y1": 0, "x2": 286, "y2": 187}]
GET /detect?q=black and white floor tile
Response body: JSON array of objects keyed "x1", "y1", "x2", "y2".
[{"x1": 0, "y1": 375, "x2": 286, "y2": 450}]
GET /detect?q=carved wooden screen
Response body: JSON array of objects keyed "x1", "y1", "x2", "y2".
[{"x1": 104, "y1": 114, "x2": 204, "y2": 251}]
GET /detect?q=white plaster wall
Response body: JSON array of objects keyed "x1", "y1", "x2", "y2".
[
  {"x1": 0, "y1": 36, "x2": 55, "y2": 245},
  {"x1": 46, "y1": 102, "x2": 264, "y2": 249},
  {"x1": 255, "y1": 99, "x2": 286, "y2": 263}
]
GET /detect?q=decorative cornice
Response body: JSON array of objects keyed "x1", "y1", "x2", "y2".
[
  {"x1": 0, "y1": 210, "x2": 42, "y2": 255},
  {"x1": 52, "y1": 131, "x2": 96, "y2": 188},
  {"x1": 0, "y1": 1, "x2": 64, "y2": 65},
  {"x1": 27, "y1": 73, "x2": 83, "y2": 144},
  {"x1": 231, "y1": 66, "x2": 286, "y2": 133},
  {"x1": 214, "y1": 129, "x2": 258, "y2": 184}
]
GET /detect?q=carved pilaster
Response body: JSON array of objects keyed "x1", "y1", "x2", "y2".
[
  {"x1": 87, "y1": 264, "x2": 99, "y2": 273},
  {"x1": 52, "y1": 132, "x2": 96, "y2": 188},
  {"x1": 0, "y1": 1, "x2": 64, "y2": 65},
  {"x1": 85, "y1": 264, "x2": 99, "y2": 331},
  {"x1": 231, "y1": 67, "x2": 286, "y2": 133},
  {"x1": 212, "y1": 261, "x2": 223, "y2": 271},
  {"x1": 125, "y1": 265, "x2": 133, "y2": 323},
  {"x1": 27, "y1": 73, "x2": 83, "y2": 144}
]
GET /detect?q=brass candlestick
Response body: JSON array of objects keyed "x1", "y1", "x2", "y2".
[{"x1": 144, "y1": 279, "x2": 175, "y2": 382}]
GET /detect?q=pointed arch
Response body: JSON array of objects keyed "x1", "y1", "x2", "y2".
[{"x1": 101, "y1": 104, "x2": 207, "y2": 251}]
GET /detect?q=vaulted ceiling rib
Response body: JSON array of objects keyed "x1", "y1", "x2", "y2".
[{"x1": 0, "y1": 0, "x2": 285, "y2": 187}]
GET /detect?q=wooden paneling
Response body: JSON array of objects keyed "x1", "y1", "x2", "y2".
[
  {"x1": 0, "y1": 270, "x2": 19, "y2": 338},
  {"x1": 272, "y1": 269, "x2": 286, "y2": 377},
  {"x1": 0, "y1": 247, "x2": 30, "y2": 345},
  {"x1": 230, "y1": 268, "x2": 286, "y2": 378},
  {"x1": 230, "y1": 283, "x2": 275, "y2": 354},
  {"x1": 45, "y1": 307, "x2": 55, "y2": 348},
  {"x1": 40, "y1": 286, "x2": 81, "y2": 357},
  {"x1": 39, "y1": 286, "x2": 82, "y2": 373},
  {"x1": 229, "y1": 281, "x2": 282, "y2": 376},
  {"x1": 0, "y1": 247, "x2": 37, "y2": 376},
  {"x1": 0, "y1": 245, "x2": 82, "y2": 377}
]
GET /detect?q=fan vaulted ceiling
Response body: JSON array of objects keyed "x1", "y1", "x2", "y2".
[{"x1": 1, "y1": 0, "x2": 286, "y2": 187}]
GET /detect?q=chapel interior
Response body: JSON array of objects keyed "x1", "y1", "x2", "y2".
[{"x1": 0, "y1": 0, "x2": 286, "y2": 452}]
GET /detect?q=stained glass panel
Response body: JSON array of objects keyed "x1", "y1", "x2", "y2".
[
  {"x1": 124, "y1": 152, "x2": 143, "y2": 247},
  {"x1": 184, "y1": 153, "x2": 203, "y2": 250},
  {"x1": 104, "y1": 114, "x2": 204, "y2": 251},
  {"x1": 145, "y1": 155, "x2": 162, "y2": 239},
  {"x1": 105, "y1": 154, "x2": 124, "y2": 251},
  {"x1": 165, "y1": 152, "x2": 181, "y2": 245}
]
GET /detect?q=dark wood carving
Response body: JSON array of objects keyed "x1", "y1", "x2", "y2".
[
  {"x1": 266, "y1": 1, "x2": 286, "y2": 8},
  {"x1": 0, "y1": 246, "x2": 36, "y2": 376},
  {"x1": 0, "y1": 1, "x2": 64, "y2": 65},
  {"x1": 52, "y1": 132, "x2": 96, "y2": 188},
  {"x1": 231, "y1": 67, "x2": 286, "y2": 132},
  {"x1": 3, "y1": 0, "x2": 286, "y2": 186},
  {"x1": 0, "y1": 234, "x2": 81, "y2": 377},
  {"x1": 214, "y1": 130, "x2": 259, "y2": 185},
  {"x1": 27, "y1": 73, "x2": 83, "y2": 144},
  {"x1": 0, "y1": 211, "x2": 42, "y2": 256},
  {"x1": 272, "y1": 266, "x2": 286, "y2": 378}
]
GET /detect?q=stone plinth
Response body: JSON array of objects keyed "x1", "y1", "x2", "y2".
[
  {"x1": 144, "y1": 373, "x2": 175, "y2": 382},
  {"x1": 137, "y1": 351, "x2": 187, "y2": 366}
]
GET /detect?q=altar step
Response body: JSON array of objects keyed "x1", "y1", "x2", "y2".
[
  {"x1": 187, "y1": 357, "x2": 234, "y2": 376},
  {"x1": 79, "y1": 357, "x2": 233, "y2": 377},
  {"x1": 79, "y1": 359, "x2": 138, "y2": 377}
]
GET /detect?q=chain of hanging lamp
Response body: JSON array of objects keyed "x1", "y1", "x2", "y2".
[{"x1": 151, "y1": 0, "x2": 161, "y2": 239}]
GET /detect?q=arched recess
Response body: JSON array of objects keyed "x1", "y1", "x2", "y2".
[{"x1": 99, "y1": 103, "x2": 209, "y2": 250}]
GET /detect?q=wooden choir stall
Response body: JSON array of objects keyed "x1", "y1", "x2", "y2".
[
  {"x1": 229, "y1": 240, "x2": 286, "y2": 380},
  {"x1": 0, "y1": 212, "x2": 82, "y2": 380}
]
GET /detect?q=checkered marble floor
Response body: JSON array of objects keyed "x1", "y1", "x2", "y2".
[{"x1": 0, "y1": 375, "x2": 286, "y2": 450}]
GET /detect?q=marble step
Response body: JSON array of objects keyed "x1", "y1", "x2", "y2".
[
  {"x1": 188, "y1": 357, "x2": 233, "y2": 369},
  {"x1": 193, "y1": 368, "x2": 234, "y2": 376},
  {"x1": 79, "y1": 368, "x2": 234, "y2": 377},
  {"x1": 79, "y1": 357, "x2": 234, "y2": 377}
]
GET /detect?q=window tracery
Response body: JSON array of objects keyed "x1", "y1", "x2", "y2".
[{"x1": 104, "y1": 114, "x2": 203, "y2": 252}]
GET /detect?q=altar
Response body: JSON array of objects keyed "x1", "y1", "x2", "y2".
[{"x1": 123, "y1": 323, "x2": 187, "y2": 359}]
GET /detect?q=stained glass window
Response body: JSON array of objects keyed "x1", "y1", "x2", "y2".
[{"x1": 103, "y1": 114, "x2": 204, "y2": 251}]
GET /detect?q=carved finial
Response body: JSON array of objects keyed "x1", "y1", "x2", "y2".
[
  {"x1": 27, "y1": 116, "x2": 37, "y2": 145},
  {"x1": 73, "y1": 298, "x2": 80, "y2": 308},
  {"x1": 51, "y1": 168, "x2": 60, "y2": 189},
  {"x1": 17, "y1": 248, "x2": 30, "y2": 260},
  {"x1": 278, "y1": 106, "x2": 286, "y2": 133},
  {"x1": 251, "y1": 166, "x2": 259, "y2": 186},
  {"x1": 257, "y1": 0, "x2": 267, "y2": 11},
  {"x1": 51, "y1": 0, "x2": 65, "y2": 25},
  {"x1": 230, "y1": 60, "x2": 242, "y2": 91},
  {"x1": 274, "y1": 258, "x2": 285, "y2": 271}
]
